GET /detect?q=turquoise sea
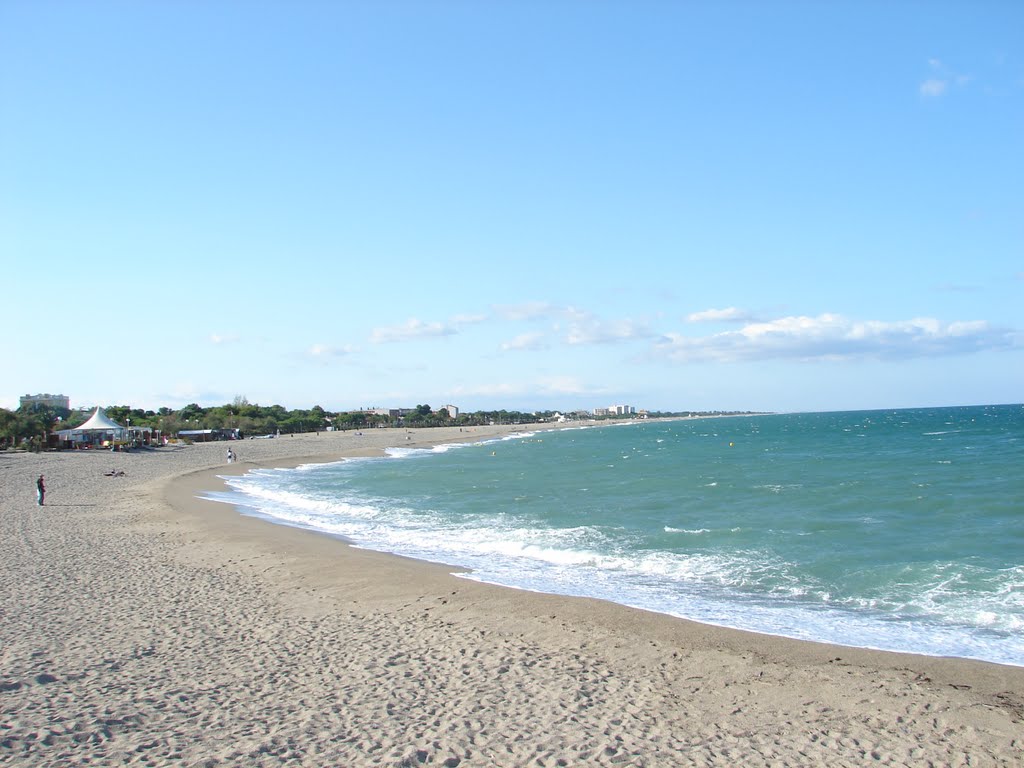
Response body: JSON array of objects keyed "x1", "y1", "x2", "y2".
[{"x1": 208, "y1": 405, "x2": 1024, "y2": 667}]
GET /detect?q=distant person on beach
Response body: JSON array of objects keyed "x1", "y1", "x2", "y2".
[
  {"x1": 226, "y1": 447, "x2": 234, "y2": 463},
  {"x1": 36, "y1": 475, "x2": 45, "y2": 506}
]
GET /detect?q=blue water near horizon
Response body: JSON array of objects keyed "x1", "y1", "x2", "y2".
[{"x1": 205, "y1": 405, "x2": 1024, "y2": 667}]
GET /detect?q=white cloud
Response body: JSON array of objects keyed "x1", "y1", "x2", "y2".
[
  {"x1": 920, "y1": 79, "x2": 947, "y2": 97},
  {"x1": 369, "y1": 312, "x2": 485, "y2": 344},
  {"x1": 653, "y1": 314, "x2": 1015, "y2": 363},
  {"x1": 920, "y1": 58, "x2": 973, "y2": 98},
  {"x1": 308, "y1": 343, "x2": 356, "y2": 358},
  {"x1": 686, "y1": 307, "x2": 753, "y2": 323},
  {"x1": 501, "y1": 332, "x2": 548, "y2": 351},
  {"x1": 491, "y1": 302, "x2": 653, "y2": 346},
  {"x1": 564, "y1": 312, "x2": 653, "y2": 345},
  {"x1": 370, "y1": 318, "x2": 457, "y2": 344},
  {"x1": 209, "y1": 332, "x2": 240, "y2": 344}
]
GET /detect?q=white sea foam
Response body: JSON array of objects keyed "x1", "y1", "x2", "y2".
[
  {"x1": 206, "y1": 407, "x2": 1024, "y2": 667},
  {"x1": 216, "y1": 474, "x2": 1024, "y2": 665}
]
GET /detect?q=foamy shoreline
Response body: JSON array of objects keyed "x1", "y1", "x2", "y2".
[{"x1": 3, "y1": 425, "x2": 1023, "y2": 766}]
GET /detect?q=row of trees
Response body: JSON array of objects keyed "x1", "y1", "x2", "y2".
[
  {"x1": 0, "y1": 398, "x2": 582, "y2": 449},
  {"x1": 0, "y1": 404, "x2": 70, "y2": 450}
]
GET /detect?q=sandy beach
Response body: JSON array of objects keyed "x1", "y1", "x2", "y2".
[{"x1": 2, "y1": 426, "x2": 1022, "y2": 767}]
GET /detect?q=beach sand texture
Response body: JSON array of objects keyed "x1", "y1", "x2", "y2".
[{"x1": 2, "y1": 427, "x2": 1022, "y2": 767}]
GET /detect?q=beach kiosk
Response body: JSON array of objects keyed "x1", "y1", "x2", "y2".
[{"x1": 57, "y1": 407, "x2": 128, "y2": 449}]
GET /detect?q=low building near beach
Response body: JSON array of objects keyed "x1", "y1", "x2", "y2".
[{"x1": 178, "y1": 428, "x2": 241, "y2": 443}]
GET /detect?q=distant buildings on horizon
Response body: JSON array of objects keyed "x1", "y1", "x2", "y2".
[
  {"x1": 592, "y1": 404, "x2": 637, "y2": 417},
  {"x1": 357, "y1": 404, "x2": 641, "y2": 421}
]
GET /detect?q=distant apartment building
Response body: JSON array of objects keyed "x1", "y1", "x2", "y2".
[
  {"x1": 590, "y1": 405, "x2": 636, "y2": 417},
  {"x1": 20, "y1": 393, "x2": 70, "y2": 410},
  {"x1": 440, "y1": 405, "x2": 459, "y2": 418}
]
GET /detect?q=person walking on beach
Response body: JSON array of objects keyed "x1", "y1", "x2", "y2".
[
  {"x1": 36, "y1": 475, "x2": 45, "y2": 506},
  {"x1": 226, "y1": 447, "x2": 234, "y2": 463}
]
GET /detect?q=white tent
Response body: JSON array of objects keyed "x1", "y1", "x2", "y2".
[
  {"x1": 75, "y1": 407, "x2": 124, "y2": 432},
  {"x1": 56, "y1": 407, "x2": 127, "y2": 446}
]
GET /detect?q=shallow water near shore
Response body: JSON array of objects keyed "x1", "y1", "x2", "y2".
[{"x1": 208, "y1": 405, "x2": 1024, "y2": 666}]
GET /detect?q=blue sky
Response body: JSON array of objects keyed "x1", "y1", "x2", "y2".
[{"x1": 2, "y1": 1, "x2": 1021, "y2": 414}]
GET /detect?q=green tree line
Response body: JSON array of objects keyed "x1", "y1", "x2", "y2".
[
  {"x1": 0, "y1": 403, "x2": 71, "y2": 450},
  {"x1": 0, "y1": 399, "x2": 586, "y2": 449}
]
